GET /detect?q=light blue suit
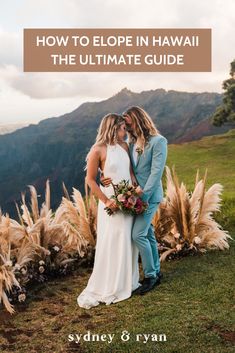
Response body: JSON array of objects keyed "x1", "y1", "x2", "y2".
[{"x1": 129, "y1": 135, "x2": 168, "y2": 278}]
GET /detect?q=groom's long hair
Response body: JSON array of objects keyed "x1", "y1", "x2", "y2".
[{"x1": 123, "y1": 106, "x2": 159, "y2": 149}]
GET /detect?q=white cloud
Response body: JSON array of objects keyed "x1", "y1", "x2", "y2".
[
  {"x1": 0, "y1": 73, "x2": 88, "y2": 124},
  {"x1": 0, "y1": 29, "x2": 22, "y2": 68},
  {"x1": 0, "y1": 0, "x2": 235, "y2": 123}
]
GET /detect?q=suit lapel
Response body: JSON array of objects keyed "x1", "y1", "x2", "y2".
[
  {"x1": 136, "y1": 139, "x2": 152, "y2": 168},
  {"x1": 129, "y1": 142, "x2": 147, "y2": 168},
  {"x1": 129, "y1": 142, "x2": 142, "y2": 168},
  {"x1": 136, "y1": 150, "x2": 141, "y2": 167},
  {"x1": 128, "y1": 143, "x2": 135, "y2": 169}
]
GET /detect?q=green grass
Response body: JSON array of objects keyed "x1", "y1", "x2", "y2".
[
  {"x1": 1, "y1": 129, "x2": 235, "y2": 353},
  {"x1": 166, "y1": 129, "x2": 235, "y2": 199},
  {"x1": 167, "y1": 129, "x2": 235, "y2": 230}
]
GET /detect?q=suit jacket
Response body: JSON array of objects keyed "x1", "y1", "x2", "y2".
[{"x1": 129, "y1": 134, "x2": 168, "y2": 204}]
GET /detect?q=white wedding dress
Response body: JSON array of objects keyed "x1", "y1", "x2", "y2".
[{"x1": 77, "y1": 143, "x2": 140, "y2": 309}]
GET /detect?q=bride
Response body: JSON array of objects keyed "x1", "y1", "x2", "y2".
[{"x1": 77, "y1": 113, "x2": 141, "y2": 309}]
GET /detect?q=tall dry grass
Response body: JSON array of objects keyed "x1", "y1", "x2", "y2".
[
  {"x1": 1, "y1": 169, "x2": 231, "y2": 313},
  {"x1": 153, "y1": 167, "x2": 231, "y2": 261},
  {"x1": 0, "y1": 180, "x2": 97, "y2": 313}
]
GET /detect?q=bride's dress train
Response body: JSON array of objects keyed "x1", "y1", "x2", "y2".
[{"x1": 77, "y1": 144, "x2": 140, "y2": 309}]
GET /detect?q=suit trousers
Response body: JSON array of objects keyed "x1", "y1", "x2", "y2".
[{"x1": 132, "y1": 202, "x2": 160, "y2": 278}]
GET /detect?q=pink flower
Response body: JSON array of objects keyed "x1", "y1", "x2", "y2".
[
  {"x1": 123, "y1": 200, "x2": 133, "y2": 209},
  {"x1": 127, "y1": 195, "x2": 137, "y2": 206},
  {"x1": 136, "y1": 198, "x2": 142, "y2": 206},
  {"x1": 117, "y1": 194, "x2": 126, "y2": 202}
]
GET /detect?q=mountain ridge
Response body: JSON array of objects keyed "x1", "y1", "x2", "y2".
[{"x1": 0, "y1": 87, "x2": 233, "y2": 216}]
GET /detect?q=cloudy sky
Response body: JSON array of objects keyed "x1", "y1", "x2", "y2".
[{"x1": 0, "y1": 0, "x2": 235, "y2": 124}]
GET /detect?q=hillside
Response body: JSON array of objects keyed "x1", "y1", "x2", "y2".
[
  {"x1": 0, "y1": 88, "x2": 233, "y2": 216},
  {"x1": 166, "y1": 129, "x2": 235, "y2": 199}
]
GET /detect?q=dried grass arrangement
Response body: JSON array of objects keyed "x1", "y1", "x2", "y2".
[{"x1": 153, "y1": 167, "x2": 231, "y2": 261}]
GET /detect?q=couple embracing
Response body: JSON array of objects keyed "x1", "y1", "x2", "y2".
[{"x1": 77, "y1": 106, "x2": 168, "y2": 309}]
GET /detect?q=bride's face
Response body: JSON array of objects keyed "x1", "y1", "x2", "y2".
[{"x1": 117, "y1": 122, "x2": 127, "y2": 141}]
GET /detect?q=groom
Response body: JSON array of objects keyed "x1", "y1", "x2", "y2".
[
  {"x1": 102, "y1": 106, "x2": 167, "y2": 295},
  {"x1": 123, "y1": 106, "x2": 167, "y2": 294}
]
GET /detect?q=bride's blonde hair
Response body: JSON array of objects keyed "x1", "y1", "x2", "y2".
[
  {"x1": 85, "y1": 113, "x2": 125, "y2": 170},
  {"x1": 95, "y1": 113, "x2": 125, "y2": 145},
  {"x1": 123, "y1": 106, "x2": 159, "y2": 150}
]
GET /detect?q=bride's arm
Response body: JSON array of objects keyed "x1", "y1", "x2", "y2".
[
  {"x1": 86, "y1": 146, "x2": 115, "y2": 207},
  {"x1": 86, "y1": 146, "x2": 108, "y2": 204}
]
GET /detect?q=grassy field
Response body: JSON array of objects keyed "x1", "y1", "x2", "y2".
[
  {"x1": 166, "y1": 128, "x2": 235, "y2": 230},
  {"x1": 1, "y1": 129, "x2": 235, "y2": 353},
  {"x1": 166, "y1": 129, "x2": 235, "y2": 200}
]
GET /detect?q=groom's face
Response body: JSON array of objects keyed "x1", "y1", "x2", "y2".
[{"x1": 123, "y1": 114, "x2": 133, "y2": 132}]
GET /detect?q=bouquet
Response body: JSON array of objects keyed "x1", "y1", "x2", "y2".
[{"x1": 105, "y1": 179, "x2": 148, "y2": 215}]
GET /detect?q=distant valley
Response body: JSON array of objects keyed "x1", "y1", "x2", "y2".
[{"x1": 0, "y1": 123, "x2": 29, "y2": 135}]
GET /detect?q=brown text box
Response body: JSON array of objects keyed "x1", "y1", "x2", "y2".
[{"x1": 23, "y1": 28, "x2": 211, "y2": 72}]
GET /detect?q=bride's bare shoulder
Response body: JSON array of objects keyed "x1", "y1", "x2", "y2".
[{"x1": 89, "y1": 143, "x2": 106, "y2": 156}]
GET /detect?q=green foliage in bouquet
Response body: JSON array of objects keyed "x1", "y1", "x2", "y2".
[{"x1": 105, "y1": 180, "x2": 148, "y2": 216}]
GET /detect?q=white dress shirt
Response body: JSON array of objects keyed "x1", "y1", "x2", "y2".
[{"x1": 133, "y1": 143, "x2": 138, "y2": 166}]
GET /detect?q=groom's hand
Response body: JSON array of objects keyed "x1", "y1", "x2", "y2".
[
  {"x1": 135, "y1": 185, "x2": 143, "y2": 196},
  {"x1": 100, "y1": 175, "x2": 112, "y2": 187}
]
